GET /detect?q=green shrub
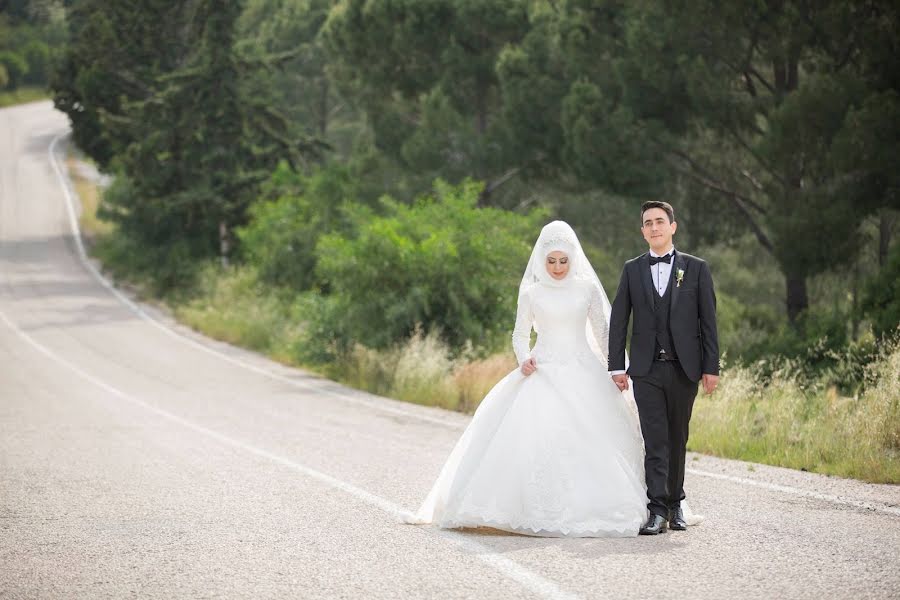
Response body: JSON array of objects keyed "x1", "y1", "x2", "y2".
[
  {"x1": 737, "y1": 305, "x2": 882, "y2": 395},
  {"x1": 95, "y1": 176, "x2": 209, "y2": 294},
  {"x1": 175, "y1": 264, "x2": 303, "y2": 359},
  {"x1": 93, "y1": 231, "x2": 200, "y2": 297},
  {"x1": 862, "y1": 244, "x2": 900, "y2": 339},
  {"x1": 287, "y1": 291, "x2": 352, "y2": 365},
  {"x1": 716, "y1": 291, "x2": 781, "y2": 360},
  {"x1": 237, "y1": 163, "x2": 358, "y2": 290},
  {"x1": 315, "y1": 179, "x2": 545, "y2": 350},
  {"x1": 21, "y1": 39, "x2": 50, "y2": 85},
  {"x1": 0, "y1": 50, "x2": 28, "y2": 89}
]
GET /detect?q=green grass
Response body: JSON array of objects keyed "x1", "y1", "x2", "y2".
[
  {"x1": 174, "y1": 263, "x2": 306, "y2": 365},
  {"x1": 0, "y1": 86, "x2": 49, "y2": 107}
]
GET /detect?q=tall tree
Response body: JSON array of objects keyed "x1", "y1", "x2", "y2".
[
  {"x1": 238, "y1": 0, "x2": 338, "y2": 139},
  {"x1": 99, "y1": 0, "x2": 326, "y2": 267},
  {"x1": 322, "y1": 0, "x2": 530, "y2": 203},
  {"x1": 51, "y1": 0, "x2": 193, "y2": 167},
  {"x1": 499, "y1": 0, "x2": 900, "y2": 322}
]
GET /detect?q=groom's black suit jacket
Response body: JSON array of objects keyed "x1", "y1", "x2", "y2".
[{"x1": 608, "y1": 251, "x2": 719, "y2": 382}]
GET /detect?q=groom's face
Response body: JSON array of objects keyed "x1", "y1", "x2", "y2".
[{"x1": 641, "y1": 207, "x2": 677, "y2": 252}]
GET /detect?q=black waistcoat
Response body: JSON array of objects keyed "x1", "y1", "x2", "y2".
[{"x1": 653, "y1": 271, "x2": 677, "y2": 359}]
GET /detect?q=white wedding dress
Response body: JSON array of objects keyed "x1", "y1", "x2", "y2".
[{"x1": 409, "y1": 222, "x2": 650, "y2": 537}]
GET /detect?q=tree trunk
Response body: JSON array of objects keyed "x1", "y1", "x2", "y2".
[
  {"x1": 879, "y1": 210, "x2": 895, "y2": 267},
  {"x1": 785, "y1": 272, "x2": 808, "y2": 323},
  {"x1": 851, "y1": 256, "x2": 860, "y2": 339},
  {"x1": 773, "y1": 59, "x2": 786, "y2": 97},
  {"x1": 475, "y1": 79, "x2": 488, "y2": 136},
  {"x1": 219, "y1": 220, "x2": 230, "y2": 269},
  {"x1": 477, "y1": 166, "x2": 521, "y2": 206},
  {"x1": 786, "y1": 52, "x2": 799, "y2": 92},
  {"x1": 319, "y1": 77, "x2": 329, "y2": 137}
]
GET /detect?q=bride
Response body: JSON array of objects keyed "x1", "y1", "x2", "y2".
[{"x1": 408, "y1": 221, "x2": 651, "y2": 537}]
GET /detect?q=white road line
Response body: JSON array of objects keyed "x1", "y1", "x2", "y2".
[
  {"x1": 46, "y1": 130, "x2": 898, "y2": 527},
  {"x1": 687, "y1": 468, "x2": 900, "y2": 517},
  {"x1": 0, "y1": 307, "x2": 581, "y2": 600},
  {"x1": 47, "y1": 133, "x2": 463, "y2": 431}
]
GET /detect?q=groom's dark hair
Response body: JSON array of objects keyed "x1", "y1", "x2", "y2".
[{"x1": 641, "y1": 201, "x2": 675, "y2": 224}]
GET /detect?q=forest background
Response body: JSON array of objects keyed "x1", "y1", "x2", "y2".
[{"x1": 2, "y1": 0, "x2": 898, "y2": 482}]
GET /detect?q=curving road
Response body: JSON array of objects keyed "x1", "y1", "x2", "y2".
[{"x1": 1, "y1": 101, "x2": 899, "y2": 599}]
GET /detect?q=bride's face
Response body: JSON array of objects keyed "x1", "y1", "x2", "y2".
[{"x1": 545, "y1": 251, "x2": 570, "y2": 280}]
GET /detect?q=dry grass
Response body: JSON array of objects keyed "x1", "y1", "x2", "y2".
[
  {"x1": 174, "y1": 264, "x2": 304, "y2": 362},
  {"x1": 690, "y1": 342, "x2": 900, "y2": 484},
  {"x1": 325, "y1": 330, "x2": 517, "y2": 413},
  {"x1": 66, "y1": 156, "x2": 113, "y2": 243},
  {"x1": 453, "y1": 353, "x2": 518, "y2": 413},
  {"x1": 329, "y1": 330, "x2": 462, "y2": 411}
]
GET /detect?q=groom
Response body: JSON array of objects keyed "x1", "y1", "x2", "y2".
[{"x1": 608, "y1": 201, "x2": 719, "y2": 535}]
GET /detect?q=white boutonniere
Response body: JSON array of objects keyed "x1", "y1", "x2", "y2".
[{"x1": 676, "y1": 268, "x2": 685, "y2": 288}]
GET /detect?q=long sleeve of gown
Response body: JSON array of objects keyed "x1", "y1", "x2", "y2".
[
  {"x1": 511, "y1": 290, "x2": 534, "y2": 365},
  {"x1": 587, "y1": 283, "x2": 610, "y2": 364}
]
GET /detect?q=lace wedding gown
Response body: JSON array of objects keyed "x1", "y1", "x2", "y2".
[{"x1": 409, "y1": 278, "x2": 649, "y2": 537}]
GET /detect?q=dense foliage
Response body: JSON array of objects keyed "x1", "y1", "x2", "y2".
[
  {"x1": 316, "y1": 179, "x2": 543, "y2": 349},
  {"x1": 237, "y1": 162, "x2": 359, "y2": 291},
  {"x1": 0, "y1": 0, "x2": 65, "y2": 90},
  {"x1": 53, "y1": 0, "x2": 327, "y2": 267},
  {"x1": 40, "y1": 0, "x2": 900, "y2": 386}
]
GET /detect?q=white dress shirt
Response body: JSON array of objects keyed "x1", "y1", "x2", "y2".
[
  {"x1": 650, "y1": 246, "x2": 676, "y2": 297},
  {"x1": 610, "y1": 246, "x2": 675, "y2": 377}
]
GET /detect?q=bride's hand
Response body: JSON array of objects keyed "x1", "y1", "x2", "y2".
[{"x1": 520, "y1": 358, "x2": 537, "y2": 376}]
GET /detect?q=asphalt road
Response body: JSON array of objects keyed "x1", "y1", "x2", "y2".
[{"x1": 2, "y1": 101, "x2": 899, "y2": 600}]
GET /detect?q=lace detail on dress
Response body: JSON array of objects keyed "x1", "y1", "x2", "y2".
[
  {"x1": 587, "y1": 282, "x2": 610, "y2": 365},
  {"x1": 528, "y1": 415, "x2": 576, "y2": 514},
  {"x1": 511, "y1": 290, "x2": 533, "y2": 365}
]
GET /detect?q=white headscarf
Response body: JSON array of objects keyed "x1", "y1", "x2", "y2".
[{"x1": 518, "y1": 220, "x2": 615, "y2": 364}]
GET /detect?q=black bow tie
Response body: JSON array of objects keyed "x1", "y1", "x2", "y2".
[{"x1": 649, "y1": 253, "x2": 673, "y2": 265}]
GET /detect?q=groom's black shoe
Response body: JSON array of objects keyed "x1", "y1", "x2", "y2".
[
  {"x1": 668, "y1": 506, "x2": 687, "y2": 531},
  {"x1": 639, "y1": 514, "x2": 668, "y2": 535}
]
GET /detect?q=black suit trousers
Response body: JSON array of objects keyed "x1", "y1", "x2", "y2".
[{"x1": 632, "y1": 360, "x2": 699, "y2": 518}]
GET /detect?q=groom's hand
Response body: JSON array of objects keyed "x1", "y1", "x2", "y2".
[
  {"x1": 702, "y1": 373, "x2": 719, "y2": 395},
  {"x1": 612, "y1": 374, "x2": 629, "y2": 392}
]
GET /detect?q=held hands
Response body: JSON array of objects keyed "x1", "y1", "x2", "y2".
[
  {"x1": 702, "y1": 373, "x2": 719, "y2": 395},
  {"x1": 520, "y1": 358, "x2": 537, "y2": 376},
  {"x1": 612, "y1": 374, "x2": 629, "y2": 392}
]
